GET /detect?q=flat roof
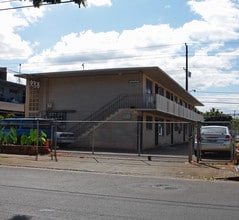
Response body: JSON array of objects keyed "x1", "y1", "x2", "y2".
[
  {"x1": 16, "y1": 66, "x2": 203, "y2": 106},
  {"x1": 0, "y1": 79, "x2": 25, "y2": 88}
]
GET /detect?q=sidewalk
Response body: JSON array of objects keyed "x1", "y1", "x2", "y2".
[{"x1": 0, "y1": 151, "x2": 238, "y2": 181}]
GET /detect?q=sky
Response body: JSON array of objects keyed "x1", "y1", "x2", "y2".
[{"x1": 0, "y1": 0, "x2": 239, "y2": 115}]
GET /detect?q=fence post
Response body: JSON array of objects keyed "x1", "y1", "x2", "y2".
[
  {"x1": 50, "y1": 121, "x2": 54, "y2": 160},
  {"x1": 50, "y1": 120, "x2": 58, "y2": 162},
  {"x1": 35, "y1": 119, "x2": 39, "y2": 161},
  {"x1": 137, "y1": 117, "x2": 142, "y2": 156},
  {"x1": 196, "y1": 122, "x2": 201, "y2": 163},
  {"x1": 54, "y1": 121, "x2": 58, "y2": 161},
  {"x1": 231, "y1": 138, "x2": 234, "y2": 163},
  {"x1": 188, "y1": 135, "x2": 192, "y2": 163},
  {"x1": 92, "y1": 128, "x2": 95, "y2": 155}
]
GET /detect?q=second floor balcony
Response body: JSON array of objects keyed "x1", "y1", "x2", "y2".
[{"x1": 122, "y1": 94, "x2": 203, "y2": 122}]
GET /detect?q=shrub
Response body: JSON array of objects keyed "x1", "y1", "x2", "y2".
[{"x1": 9, "y1": 127, "x2": 18, "y2": 144}]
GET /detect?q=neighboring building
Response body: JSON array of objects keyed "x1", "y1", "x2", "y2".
[
  {"x1": 17, "y1": 66, "x2": 203, "y2": 151},
  {"x1": 0, "y1": 67, "x2": 25, "y2": 117}
]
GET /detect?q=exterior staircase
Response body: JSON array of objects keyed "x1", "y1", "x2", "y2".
[{"x1": 68, "y1": 94, "x2": 154, "y2": 137}]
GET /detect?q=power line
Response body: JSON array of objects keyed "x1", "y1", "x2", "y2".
[
  {"x1": 203, "y1": 101, "x2": 239, "y2": 104},
  {"x1": 194, "y1": 91, "x2": 239, "y2": 94},
  {"x1": 0, "y1": 0, "x2": 73, "y2": 10},
  {"x1": 0, "y1": 50, "x2": 238, "y2": 65}
]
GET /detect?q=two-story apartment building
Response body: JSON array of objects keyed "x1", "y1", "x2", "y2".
[
  {"x1": 17, "y1": 66, "x2": 203, "y2": 151},
  {"x1": 0, "y1": 67, "x2": 25, "y2": 117}
]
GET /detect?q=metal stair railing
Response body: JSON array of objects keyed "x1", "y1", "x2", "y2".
[
  {"x1": 69, "y1": 94, "x2": 127, "y2": 135},
  {"x1": 69, "y1": 93, "x2": 156, "y2": 136}
]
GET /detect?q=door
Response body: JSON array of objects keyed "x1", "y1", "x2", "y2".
[{"x1": 171, "y1": 123, "x2": 174, "y2": 145}]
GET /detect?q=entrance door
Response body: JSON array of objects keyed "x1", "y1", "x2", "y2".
[{"x1": 171, "y1": 123, "x2": 174, "y2": 144}]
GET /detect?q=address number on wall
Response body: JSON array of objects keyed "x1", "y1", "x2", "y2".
[{"x1": 30, "y1": 80, "x2": 40, "y2": 89}]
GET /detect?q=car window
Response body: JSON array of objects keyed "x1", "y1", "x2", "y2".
[{"x1": 201, "y1": 127, "x2": 227, "y2": 135}]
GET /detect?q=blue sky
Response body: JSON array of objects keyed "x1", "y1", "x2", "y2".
[{"x1": 0, "y1": 0, "x2": 239, "y2": 115}]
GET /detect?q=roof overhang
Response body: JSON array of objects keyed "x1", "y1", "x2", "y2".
[{"x1": 15, "y1": 66, "x2": 203, "y2": 106}]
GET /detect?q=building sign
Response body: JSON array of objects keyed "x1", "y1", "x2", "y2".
[
  {"x1": 30, "y1": 80, "x2": 40, "y2": 89},
  {"x1": 128, "y1": 80, "x2": 141, "y2": 84}
]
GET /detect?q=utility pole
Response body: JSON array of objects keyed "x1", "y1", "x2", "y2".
[
  {"x1": 17, "y1": 63, "x2": 22, "y2": 84},
  {"x1": 185, "y1": 43, "x2": 188, "y2": 91}
]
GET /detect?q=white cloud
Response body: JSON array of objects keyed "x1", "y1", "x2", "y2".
[
  {"x1": 188, "y1": 0, "x2": 239, "y2": 40},
  {"x1": 22, "y1": 24, "x2": 186, "y2": 72},
  {"x1": 20, "y1": 2, "x2": 47, "y2": 24},
  {"x1": 22, "y1": 9, "x2": 239, "y2": 91},
  {"x1": 0, "y1": 2, "x2": 46, "y2": 60},
  {"x1": 87, "y1": 0, "x2": 112, "y2": 7},
  {"x1": 3, "y1": 0, "x2": 239, "y2": 113}
]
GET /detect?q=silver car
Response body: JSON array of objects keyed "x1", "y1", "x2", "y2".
[
  {"x1": 55, "y1": 131, "x2": 76, "y2": 147},
  {"x1": 195, "y1": 125, "x2": 232, "y2": 155}
]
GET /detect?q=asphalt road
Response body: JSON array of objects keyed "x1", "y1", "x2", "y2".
[{"x1": 0, "y1": 166, "x2": 239, "y2": 220}]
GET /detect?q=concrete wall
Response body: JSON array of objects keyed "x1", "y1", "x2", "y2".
[
  {"x1": 141, "y1": 113, "x2": 189, "y2": 150},
  {"x1": 74, "y1": 109, "x2": 190, "y2": 151},
  {"x1": 0, "y1": 101, "x2": 24, "y2": 112},
  {"x1": 41, "y1": 74, "x2": 143, "y2": 120},
  {"x1": 75, "y1": 109, "x2": 139, "y2": 150}
]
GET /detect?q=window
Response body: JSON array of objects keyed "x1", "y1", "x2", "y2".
[
  {"x1": 155, "y1": 84, "x2": 164, "y2": 96},
  {"x1": 28, "y1": 82, "x2": 40, "y2": 117},
  {"x1": 170, "y1": 93, "x2": 174, "y2": 101},
  {"x1": 9, "y1": 89, "x2": 18, "y2": 94},
  {"x1": 158, "y1": 119, "x2": 165, "y2": 136},
  {"x1": 146, "y1": 79, "x2": 153, "y2": 94},
  {"x1": 166, "y1": 91, "x2": 170, "y2": 99},
  {"x1": 159, "y1": 87, "x2": 164, "y2": 96},
  {"x1": 146, "y1": 116, "x2": 153, "y2": 130},
  {"x1": 47, "y1": 111, "x2": 66, "y2": 120}
]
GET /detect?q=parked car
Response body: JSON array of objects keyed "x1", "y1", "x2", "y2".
[
  {"x1": 55, "y1": 131, "x2": 76, "y2": 147},
  {"x1": 194, "y1": 125, "x2": 232, "y2": 156},
  {"x1": 0, "y1": 118, "x2": 76, "y2": 147}
]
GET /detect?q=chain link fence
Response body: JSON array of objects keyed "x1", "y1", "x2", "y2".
[
  {"x1": 53, "y1": 120, "x2": 194, "y2": 156},
  {"x1": 1, "y1": 118, "x2": 236, "y2": 162}
]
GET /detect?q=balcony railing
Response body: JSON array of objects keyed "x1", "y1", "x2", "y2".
[
  {"x1": 122, "y1": 94, "x2": 203, "y2": 122},
  {"x1": 0, "y1": 101, "x2": 24, "y2": 112},
  {"x1": 155, "y1": 94, "x2": 203, "y2": 122},
  {"x1": 69, "y1": 93, "x2": 203, "y2": 135}
]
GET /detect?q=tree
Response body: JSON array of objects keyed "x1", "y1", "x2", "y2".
[
  {"x1": 232, "y1": 118, "x2": 239, "y2": 132},
  {"x1": 203, "y1": 108, "x2": 232, "y2": 121},
  {"x1": 33, "y1": 0, "x2": 87, "y2": 8}
]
